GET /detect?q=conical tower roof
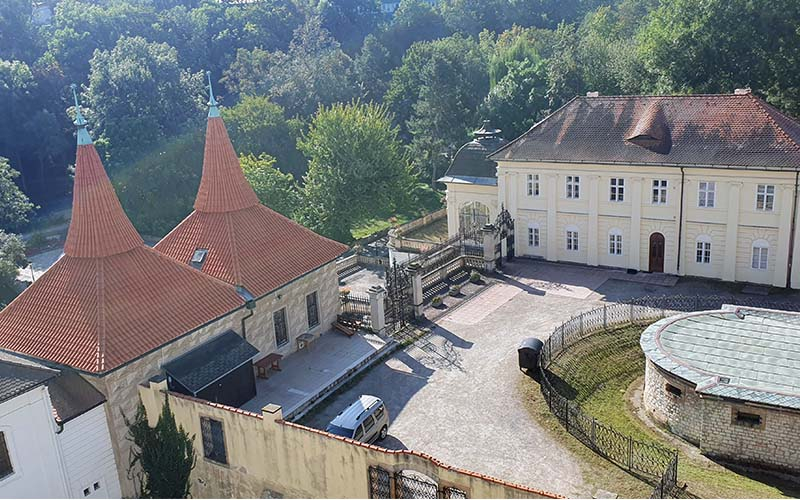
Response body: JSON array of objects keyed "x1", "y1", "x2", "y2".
[
  {"x1": 0, "y1": 89, "x2": 244, "y2": 373},
  {"x1": 157, "y1": 76, "x2": 348, "y2": 296}
]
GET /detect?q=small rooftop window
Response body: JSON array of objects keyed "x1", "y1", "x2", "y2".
[{"x1": 190, "y1": 249, "x2": 208, "y2": 270}]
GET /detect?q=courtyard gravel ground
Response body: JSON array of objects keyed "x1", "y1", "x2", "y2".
[{"x1": 301, "y1": 260, "x2": 800, "y2": 498}]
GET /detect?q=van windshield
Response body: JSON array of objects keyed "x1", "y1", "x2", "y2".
[{"x1": 325, "y1": 424, "x2": 354, "y2": 438}]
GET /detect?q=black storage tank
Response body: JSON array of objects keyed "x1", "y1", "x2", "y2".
[{"x1": 518, "y1": 337, "x2": 544, "y2": 373}]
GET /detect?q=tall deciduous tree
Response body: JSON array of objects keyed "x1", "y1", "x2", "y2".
[
  {"x1": 0, "y1": 230, "x2": 26, "y2": 308},
  {"x1": 85, "y1": 36, "x2": 204, "y2": 164},
  {"x1": 0, "y1": 157, "x2": 36, "y2": 232},
  {"x1": 298, "y1": 101, "x2": 415, "y2": 242},
  {"x1": 125, "y1": 397, "x2": 195, "y2": 499},
  {"x1": 221, "y1": 96, "x2": 307, "y2": 178},
  {"x1": 240, "y1": 153, "x2": 301, "y2": 218},
  {"x1": 224, "y1": 18, "x2": 356, "y2": 117}
]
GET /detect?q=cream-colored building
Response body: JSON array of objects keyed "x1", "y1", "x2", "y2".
[{"x1": 442, "y1": 92, "x2": 800, "y2": 288}]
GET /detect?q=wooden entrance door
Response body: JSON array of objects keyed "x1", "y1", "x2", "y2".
[{"x1": 649, "y1": 232, "x2": 665, "y2": 273}]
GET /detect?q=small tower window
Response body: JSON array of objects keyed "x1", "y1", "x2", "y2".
[
  {"x1": 190, "y1": 249, "x2": 209, "y2": 270},
  {"x1": 733, "y1": 410, "x2": 763, "y2": 428},
  {"x1": 665, "y1": 383, "x2": 682, "y2": 398}
]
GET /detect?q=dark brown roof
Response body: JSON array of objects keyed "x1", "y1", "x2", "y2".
[
  {"x1": 439, "y1": 120, "x2": 508, "y2": 184},
  {"x1": 156, "y1": 115, "x2": 348, "y2": 297},
  {"x1": 490, "y1": 93, "x2": 800, "y2": 169},
  {"x1": 48, "y1": 371, "x2": 107, "y2": 424},
  {"x1": 0, "y1": 353, "x2": 58, "y2": 403}
]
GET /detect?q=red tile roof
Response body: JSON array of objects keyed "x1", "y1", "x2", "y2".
[
  {"x1": 490, "y1": 93, "x2": 800, "y2": 169},
  {"x1": 0, "y1": 142, "x2": 244, "y2": 374},
  {"x1": 156, "y1": 116, "x2": 348, "y2": 297}
]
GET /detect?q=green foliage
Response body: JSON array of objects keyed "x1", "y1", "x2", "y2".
[
  {"x1": 0, "y1": 230, "x2": 26, "y2": 308},
  {"x1": 85, "y1": 36, "x2": 204, "y2": 164},
  {"x1": 221, "y1": 96, "x2": 307, "y2": 178},
  {"x1": 240, "y1": 153, "x2": 301, "y2": 218},
  {"x1": 387, "y1": 34, "x2": 488, "y2": 182},
  {"x1": 224, "y1": 18, "x2": 355, "y2": 117},
  {"x1": 638, "y1": 0, "x2": 800, "y2": 115},
  {"x1": 298, "y1": 101, "x2": 416, "y2": 242},
  {"x1": 125, "y1": 397, "x2": 195, "y2": 499},
  {"x1": 317, "y1": 0, "x2": 382, "y2": 54},
  {"x1": 114, "y1": 131, "x2": 204, "y2": 237},
  {"x1": 0, "y1": 157, "x2": 36, "y2": 232},
  {"x1": 0, "y1": 0, "x2": 44, "y2": 63}
]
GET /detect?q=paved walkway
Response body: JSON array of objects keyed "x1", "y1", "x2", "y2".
[
  {"x1": 241, "y1": 331, "x2": 388, "y2": 415},
  {"x1": 339, "y1": 265, "x2": 385, "y2": 293}
]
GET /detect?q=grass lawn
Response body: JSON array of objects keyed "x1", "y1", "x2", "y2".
[
  {"x1": 350, "y1": 213, "x2": 414, "y2": 241},
  {"x1": 526, "y1": 324, "x2": 800, "y2": 499}
]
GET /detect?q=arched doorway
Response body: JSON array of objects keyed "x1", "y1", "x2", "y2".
[{"x1": 649, "y1": 232, "x2": 665, "y2": 273}]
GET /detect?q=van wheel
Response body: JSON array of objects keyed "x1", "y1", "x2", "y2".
[{"x1": 378, "y1": 425, "x2": 388, "y2": 441}]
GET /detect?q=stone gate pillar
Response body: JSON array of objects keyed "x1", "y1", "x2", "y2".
[
  {"x1": 482, "y1": 223, "x2": 496, "y2": 273},
  {"x1": 368, "y1": 285, "x2": 387, "y2": 335},
  {"x1": 407, "y1": 262, "x2": 424, "y2": 318}
]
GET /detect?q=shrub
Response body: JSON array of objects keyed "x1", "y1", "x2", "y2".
[
  {"x1": 448, "y1": 284, "x2": 461, "y2": 296},
  {"x1": 469, "y1": 270, "x2": 482, "y2": 283},
  {"x1": 431, "y1": 295, "x2": 443, "y2": 307}
]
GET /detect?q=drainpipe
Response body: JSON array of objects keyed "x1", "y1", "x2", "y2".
[
  {"x1": 241, "y1": 300, "x2": 256, "y2": 340},
  {"x1": 676, "y1": 167, "x2": 686, "y2": 274},
  {"x1": 786, "y1": 170, "x2": 799, "y2": 288}
]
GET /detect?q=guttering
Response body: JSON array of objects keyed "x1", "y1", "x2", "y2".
[
  {"x1": 787, "y1": 171, "x2": 799, "y2": 288},
  {"x1": 496, "y1": 158, "x2": 800, "y2": 172},
  {"x1": 677, "y1": 167, "x2": 686, "y2": 274}
]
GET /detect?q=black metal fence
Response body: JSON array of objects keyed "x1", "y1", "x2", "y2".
[
  {"x1": 340, "y1": 291, "x2": 372, "y2": 329},
  {"x1": 538, "y1": 294, "x2": 800, "y2": 498},
  {"x1": 367, "y1": 466, "x2": 469, "y2": 499}
]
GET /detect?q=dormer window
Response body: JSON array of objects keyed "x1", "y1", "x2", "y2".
[{"x1": 191, "y1": 249, "x2": 209, "y2": 269}]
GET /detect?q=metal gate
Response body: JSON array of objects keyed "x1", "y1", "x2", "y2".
[
  {"x1": 395, "y1": 471, "x2": 438, "y2": 499},
  {"x1": 494, "y1": 206, "x2": 514, "y2": 268},
  {"x1": 368, "y1": 467, "x2": 469, "y2": 499},
  {"x1": 385, "y1": 262, "x2": 412, "y2": 330}
]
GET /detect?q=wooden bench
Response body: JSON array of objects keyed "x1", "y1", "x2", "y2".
[
  {"x1": 254, "y1": 353, "x2": 283, "y2": 379},
  {"x1": 334, "y1": 321, "x2": 356, "y2": 337}
]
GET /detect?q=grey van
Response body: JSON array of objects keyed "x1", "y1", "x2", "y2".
[{"x1": 325, "y1": 395, "x2": 389, "y2": 443}]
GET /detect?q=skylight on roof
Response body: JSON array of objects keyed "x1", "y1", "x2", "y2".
[{"x1": 191, "y1": 249, "x2": 209, "y2": 269}]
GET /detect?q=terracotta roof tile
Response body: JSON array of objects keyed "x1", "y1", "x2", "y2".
[
  {"x1": 156, "y1": 116, "x2": 348, "y2": 296},
  {"x1": 491, "y1": 93, "x2": 800, "y2": 169},
  {"x1": 0, "y1": 141, "x2": 244, "y2": 374}
]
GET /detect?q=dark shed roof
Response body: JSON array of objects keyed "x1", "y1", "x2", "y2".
[
  {"x1": 490, "y1": 93, "x2": 800, "y2": 169},
  {"x1": 163, "y1": 330, "x2": 258, "y2": 394},
  {"x1": 0, "y1": 352, "x2": 58, "y2": 403},
  {"x1": 439, "y1": 120, "x2": 508, "y2": 185},
  {"x1": 48, "y1": 371, "x2": 107, "y2": 424}
]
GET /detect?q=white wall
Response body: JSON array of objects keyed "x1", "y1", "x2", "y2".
[
  {"x1": 0, "y1": 387, "x2": 69, "y2": 499},
  {"x1": 57, "y1": 405, "x2": 121, "y2": 499}
]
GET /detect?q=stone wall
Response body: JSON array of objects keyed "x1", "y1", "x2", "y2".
[
  {"x1": 138, "y1": 381, "x2": 561, "y2": 499},
  {"x1": 87, "y1": 261, "x2": 341, "y2": 497},
  {"x1": 643, "y1": 359, "x2": 800, "y2": 472}
]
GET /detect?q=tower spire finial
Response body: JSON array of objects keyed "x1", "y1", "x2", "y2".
[
  {"x1": 206, "y1": 71, "x2": 220, "y2": 118},
  {"x1": 71, "y1": 83, "x2": 92, "y2": 146}
]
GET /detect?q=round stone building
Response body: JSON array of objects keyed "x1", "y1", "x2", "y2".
[{"x1": 640, "y1": 305, "x2": 800, "y2": 473}]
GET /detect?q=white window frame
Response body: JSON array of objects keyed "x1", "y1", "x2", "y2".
[
  {"x1": 652, "y1": 179, "x2": 668, "y2": 205},
  {"x1": 695, "y1": 236, "x2": 712, "y2": 264},
  {"x1": 756, "y1": 184, "x2": 775, "y2": 211},
  {"x1": 527, "y1": 224, "x2": 540, "y2": 248},
  {"x1": 566, "y1": 175, "x2": 580, "y2": 199},
  {"x1": 608, "y1": 229, "x2": 623, "y2": 256},
  {"x1": 527, "y1": 174, "x2": 540, "y2": 197},
  {"x1": 698, "y1": 181, "x2": 716, "y2": 208},
  {"x1": 610, "y1": 178, "x2": 625, "y2": 202},
  {"x1": 751, "y1": 240, "x2": 769, "y2": 270},
  {"x1": 566, "y1": 227, "x2": 579, "y2": 251}
]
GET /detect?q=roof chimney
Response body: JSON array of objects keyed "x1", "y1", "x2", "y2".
[
  {"x1": 734, "y1": 88, "x2": 751, "y2": 95},
  {"x1": 586, "y1": 91, "x2": 600, "y2": 98}
]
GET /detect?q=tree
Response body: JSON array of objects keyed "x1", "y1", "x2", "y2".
[
  {"x1": 221, "y1": 96, "x2": 307, "y2": 178},
  {"x1": 0, "y1": 231, "x2": 26, "y2": 308},
  {"x1": 354, "y1": 34, "x2": 393, "y2": 101},
  {"x1": 298, "y1": 101, "x2": 415, "y2": 242},
  {"x1": 0, "y1": 158, "x2": 36, "y2": 232},
  {"x1": 386, "y1": 35, "x2": 488, "y2": 181},
  {"x1": 114, "y1": 131, "x2": 204, "y2": 237},
  {"x1": 224, "y1": 18, "x2": 356, "y2": 117},
  {"x1": 240, "y1": 154, "x2": 301, "y2": 218},
  {"x1": 638, "y1": 0, "x2": 800, "y2": 115},
  {"x1": 317, "y1": 0, "x2": 382, "y2": 54},
  {"x1": 0, "y1": 0, "x2": 44, "y2": 63},
  {"x1": 125, "y1": 397, "x2": 195, "y2": 499},
  {"x1": 85, "y1": 36, "x2": 204, "y2": 164}
]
